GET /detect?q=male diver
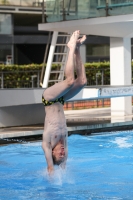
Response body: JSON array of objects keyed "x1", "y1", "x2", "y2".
[{"x1": 42, "y1": 30, "x2": 87, "y2": 174}]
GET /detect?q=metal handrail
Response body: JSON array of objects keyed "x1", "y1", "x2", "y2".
[
  {"x1": 97, "y1": 1, "x2": 133, "y2": 16},
  {"x1": 0, "y1": 68, "x2": 110, "y2": 89},
  {"x1": 97, "y1": 2, "x2": 133, "y2": 9}
]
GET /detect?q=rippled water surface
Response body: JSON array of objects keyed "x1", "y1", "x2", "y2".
[{"x1": 0, "y1": 131, "x2": 133, "y2": 200}]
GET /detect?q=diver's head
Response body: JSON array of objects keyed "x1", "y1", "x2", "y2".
[{"x1": 52, "y1": 143, "x2": 66, "y2": 165}]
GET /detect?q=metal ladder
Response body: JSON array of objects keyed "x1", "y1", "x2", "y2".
[{"x1": 42, "y1": 31, "x2": 70, "y2": 88}]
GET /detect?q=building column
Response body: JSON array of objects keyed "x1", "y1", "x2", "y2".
[
  {"x1": 110, "y1": 37, "x2": 132, "y2": 122},
  {"x1": 80, "y1": 44, "x2": 86, "y2": 64}
]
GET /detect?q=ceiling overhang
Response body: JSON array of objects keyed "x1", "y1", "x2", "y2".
[{"x1": 38, "y1": 14, "x2": 133, "y2": 38}]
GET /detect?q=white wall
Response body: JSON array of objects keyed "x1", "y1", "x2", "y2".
[
  {"x1": 0, "y1": 104, "x2": 44, "y2": 127},
  {"x1": 0, "y1": 89, "x2": 44, "y2": 127},
  {"x1": 0, "y1": 89, "x2": 44, "y2": 107}
]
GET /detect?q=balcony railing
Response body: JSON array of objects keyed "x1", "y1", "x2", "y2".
[{"x1": 43, "y1": 0, "x2": 133, "y2": 23}]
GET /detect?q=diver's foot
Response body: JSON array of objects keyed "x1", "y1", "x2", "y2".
[
  {"x1": 67, "y1": 30, "x2": 80, "y2": 50},
  {"x1": 76, "y1": 35, "x2": 86, "y2": 48}
]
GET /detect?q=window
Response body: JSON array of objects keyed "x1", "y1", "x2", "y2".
[
  {"x1": 0, "y1": 14, "x2": 12, "y2": 34},
  {"x1": 86, "y1": 44, "x2": 110, "y2": 57},
  {"x1": 0, "y1": 45, "x2": 12, "y2": 64}
]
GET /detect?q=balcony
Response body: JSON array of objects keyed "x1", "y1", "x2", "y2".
[
  {"x1": 39, "y1": 0, "x2": 133, "y2": 37},
  {"x1": 44, "y1": 0, "x2": 133, "y2": 23}
]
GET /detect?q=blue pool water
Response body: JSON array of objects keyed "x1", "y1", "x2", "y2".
[{"x1": 0, "y1": 131, "x2": 133, "y2": 200}]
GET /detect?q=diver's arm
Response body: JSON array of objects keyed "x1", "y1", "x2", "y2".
[
  {"x1": 60, "y1": 143, "x2": 68, "y2": 169},
  {"x1": 42, "y1": 133, "x2": 54, "y2": 174}
]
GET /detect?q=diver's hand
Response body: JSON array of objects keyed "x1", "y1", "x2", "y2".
[
  {"x1": 48, "y1": 166, "x2": 54, "y2": 175},
  {"x1": 60, "y1": 161, "x2": 66, "y2": 169}
]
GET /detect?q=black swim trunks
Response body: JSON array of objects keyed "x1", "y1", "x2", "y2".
[{"x1": 42, "y1": 96, "x2": 65, "y2": 106}]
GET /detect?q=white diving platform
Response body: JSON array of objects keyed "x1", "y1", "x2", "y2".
[{"x1": 39, "y1": 11, "x2": 133, "y2": 126}]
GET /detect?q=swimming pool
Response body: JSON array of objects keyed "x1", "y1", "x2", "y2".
[{"x1": 0, "y1": 130, "x2": 133, "y2": 200}]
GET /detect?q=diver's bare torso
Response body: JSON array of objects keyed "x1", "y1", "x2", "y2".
[{"x1": 43, "y1": 102, "x2": 68, "y2": 150}]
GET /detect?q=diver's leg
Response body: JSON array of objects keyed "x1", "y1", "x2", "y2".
[
  {"x1": 43, "y1": 30, "x2": 80, "y2": 101},
  {"x1": 63, "y1": 35, "x2": 87, "y2": 101}
]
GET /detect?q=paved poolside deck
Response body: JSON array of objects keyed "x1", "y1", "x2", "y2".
[{"x1": 0, "y1": 107, "x2": 133, "y2": 143}]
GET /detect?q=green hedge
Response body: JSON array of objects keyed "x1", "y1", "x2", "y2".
[
  {"x1": 0, "y1": 62, "x2": 132, "y2": 88},
  {"x1": 0, "y1": 62, "x2": 110, "y2": 72},
  {"x1": 0, "y1": 64, "x2": 44, "y2": 71}
]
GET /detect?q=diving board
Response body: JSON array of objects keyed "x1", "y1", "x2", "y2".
[{"x1": 68, "y1": 85, "x2": 133, "y2": 101}]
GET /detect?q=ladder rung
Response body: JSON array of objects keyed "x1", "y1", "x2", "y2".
[
  {"x1": 52, "y1": 62, "x2": 65, "y2": 64},
  {"x1": 48, "y1": 80, "x2": 62, "y2": 82},
  {"x1": 58, "y1": 35, "x2": 70, "y2": 37},
  {"x1": 56, "y1": 44, "x2": 67, "y2": 46},
  {"x1": 50, "y1": 70, "x2": 64, "y2": 73},
  {"x1": 54, "y1": 53, "x2": 67, "y2": 55},
  {"x1": 58, "y1": 34, "x2": 84, "y2": 37}
]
